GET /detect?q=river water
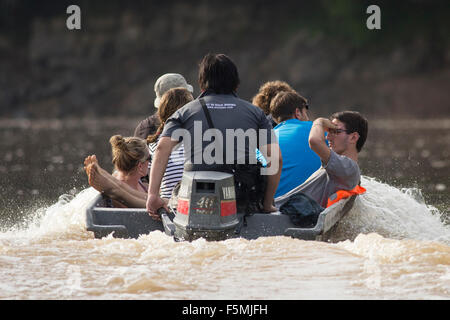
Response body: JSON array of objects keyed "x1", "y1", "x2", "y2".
[{"x1": 0, "y1": 118, "x2": 449, "y2": 300}]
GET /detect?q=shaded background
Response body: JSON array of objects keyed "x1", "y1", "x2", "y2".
[{"x1": 0, "y1": 0, "x2": 449, "y2": 119}]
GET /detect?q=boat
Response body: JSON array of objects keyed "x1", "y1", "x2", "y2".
[{"x1": 85, "y1": 171, "x2": 357, "y2": 241}]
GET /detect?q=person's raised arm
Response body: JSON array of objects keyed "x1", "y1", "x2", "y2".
[
  {"x1": 308, "y1": 118, "x2": 338, "y2": 165},
  {"x1": 146, "y1": 136, "x2": 178, "y2": 219}
]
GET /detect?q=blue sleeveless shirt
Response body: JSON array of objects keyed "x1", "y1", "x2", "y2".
[{"x1": 274, "y1": 119, "x2": 322, "y2": 198}]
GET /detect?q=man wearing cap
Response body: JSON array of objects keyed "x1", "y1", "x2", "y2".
[
  {"x1": 134, "y1": 73, "x2": 194, "y2": 140},
  {"x1": 269, "y1": 90, "x2": 322, "y2": 199}
]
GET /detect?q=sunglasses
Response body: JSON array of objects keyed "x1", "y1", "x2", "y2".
[{"x1": 328, "y1": 128, "x2": 352, "y2": 135}]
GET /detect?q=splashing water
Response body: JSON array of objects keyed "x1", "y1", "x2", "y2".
[
  {"x1": 0, "y1": 187, "x2": 97, "y2": 241},
  {"x1": 4, "y1": 176, "x2": 447, "y2": 243},
  {"x1": 330, "y1": 176, "x2": 449, "y2": 244},
  {"x1": 0, "y1": 177, "x2": 448, "y2": 299}
]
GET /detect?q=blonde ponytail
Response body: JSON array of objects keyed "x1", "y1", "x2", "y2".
[{"x1": 109, "y1": 135, "x2": 148, "y2": 173}]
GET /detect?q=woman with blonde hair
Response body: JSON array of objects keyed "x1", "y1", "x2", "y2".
[
  {"x1": 109, "y1": 135, "x2": 150, "y2": 193},
  {"x1": 84, "y1": 135, "x2": 150, "y2": 208}
]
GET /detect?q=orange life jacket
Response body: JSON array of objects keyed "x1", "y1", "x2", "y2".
[{"x1": 326, "y1": 185, "x2": 366, "y2": 208}]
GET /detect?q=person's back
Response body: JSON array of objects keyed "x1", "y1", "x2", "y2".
[
  {"x1": 147, "y1": 87, "x2": 194, "y2": 199},
  {"x1": 274, "y1": 119, "x2": 321, "y2": 197},
  {"x1": 269, "y1": 91, "x2": 321, "y2": 198},
  {"x1": 163, "y1": 92, "x2": 272, "y2": 169},
  {"x1": 148, "y1": 140, "x2": 184, "y2": 199},
  {"x1": 146, "y1": 53, "x2": 282, "y2": 217}
]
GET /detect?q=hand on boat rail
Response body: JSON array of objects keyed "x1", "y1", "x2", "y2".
[
  {"x1": 147, "y1": 194, "x2": 169, "y2": 221},
  {"x1": 157, "y1": 207, "x2": 169, "y2": 218}
]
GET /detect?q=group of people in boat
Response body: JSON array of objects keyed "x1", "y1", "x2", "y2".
[{"x1": 84, "y1": 53, "x2": 368, "y2": 226}]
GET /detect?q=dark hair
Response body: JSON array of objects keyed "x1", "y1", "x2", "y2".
[
  {"x1": 331, "y1": 111, "x2": 368, "y2": 152},
  {"x1": 252, "y1": 80, "x2": 295, "y2": 115},
  {"x1": 270, "y1": 91, "x2": 308, "y2": 123},
  {"x1": 147, "y1": 87, "x2": 193, "y2": 144},
  {"x1": 198, "y1": 53, "x2": 240, "y2": 94}
]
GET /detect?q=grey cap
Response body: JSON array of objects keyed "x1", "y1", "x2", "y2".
[{"x1": 154, "y1": 73, "x2": 194, "y2": 108}]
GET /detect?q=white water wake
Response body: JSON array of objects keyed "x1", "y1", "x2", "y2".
[
  {"x1": 0, "y1": 187, "x2": 98, "y2": 241},
  {"x1": 330, "y1": 176, "x2": 449, "y2": 244},
  {"x1": 1, "y1": 176, "x2": 448, "y2": 244},
  {"x1": 0, "y1": 178, "x2": 448, "y2": 300}
]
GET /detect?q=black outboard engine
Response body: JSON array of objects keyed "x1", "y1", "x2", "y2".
[{"x1": 172, "y1": 171, "x2": 240, "y2": 241}]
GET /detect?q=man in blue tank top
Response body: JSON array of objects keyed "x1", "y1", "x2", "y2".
[{"x1": 270, "y1": 91, "x2": 322, "y2": 198}]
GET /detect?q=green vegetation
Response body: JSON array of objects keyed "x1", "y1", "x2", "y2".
[{"x1": 276, "y1": 0, "x2": 449, "y2": 50}]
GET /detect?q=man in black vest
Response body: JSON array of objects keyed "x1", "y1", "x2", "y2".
[{"x1": 146, "y1": 53, "x2": 282, "y2": 219}]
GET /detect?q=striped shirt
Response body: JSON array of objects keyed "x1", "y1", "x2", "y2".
[{"x1": 148, "y1": 140, "x2": 185, "y2": 199}]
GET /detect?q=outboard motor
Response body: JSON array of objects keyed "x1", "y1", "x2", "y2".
[{"x1": 172, "y1": 171, "x2": 240, "y2": 241}]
